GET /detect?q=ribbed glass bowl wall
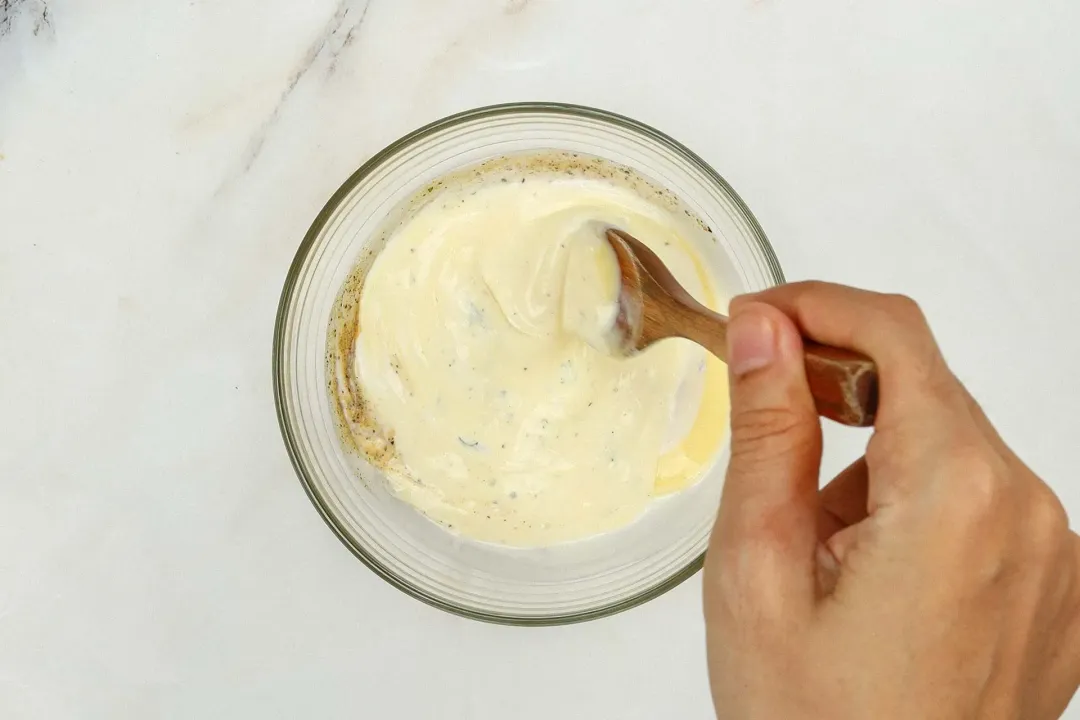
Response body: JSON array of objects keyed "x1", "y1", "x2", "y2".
[{"x1": 273, "y1": 103, "x2": 783, "y2": 624}]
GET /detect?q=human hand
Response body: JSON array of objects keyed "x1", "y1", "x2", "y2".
[{"x1": 704, "y1": 282, "x2": 1080, "y2": 719}]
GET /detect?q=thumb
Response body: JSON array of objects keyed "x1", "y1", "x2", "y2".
[{"x1": 709, "y1": 301, "x2": 823, "y2": 611}]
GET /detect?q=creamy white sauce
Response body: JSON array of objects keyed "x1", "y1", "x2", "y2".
[
  {"x1": 348, "y1": 164, "x2": 728, "y2": 547},
  {"x1": 561, "y1": 225, "x2": 622, "y2": 353}
]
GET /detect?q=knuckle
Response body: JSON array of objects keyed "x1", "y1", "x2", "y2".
[
  {"x1": 876, "y1": 294, "x2": 952, "y2": 388},
  {"x1": 944, "y1": 445, "x2": 1005, "y2": 524},
  {"x1": 730, "y1": 406, "x2": 812, "y2": 454},
  {"x1": 740, "y1": 503, "x2": 801, "y2": 549},
  {"x1": 923, "y1": 362, "x2": 961, "y2": 401},
  {"x1": 790, "y1": 281, "x2": 832, "y2": 315},
  {"x1": 1026, "y1": 488, "x2": 1069, "y2": 558},
  {"x1": 794, "y1": 279, "x2": 831, "y2": 295},
  {"x1": 881, "y1": 293, "x2": 927, "y2": 327}
]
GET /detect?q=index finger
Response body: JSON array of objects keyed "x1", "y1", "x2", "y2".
[{"x1": 734, "y1": 282, "x2": 963, "y2": 423}]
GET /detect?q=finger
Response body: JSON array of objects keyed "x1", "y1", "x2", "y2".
[
  {"x1": 817, "y1": 457, "x2": 870, "y2": 543},
  {"x1": 710, "y1": 302, "x2": 823, "y2": 615},
  {"x1": 733, "y1": 283, "x2": 963, "y2": 423}
]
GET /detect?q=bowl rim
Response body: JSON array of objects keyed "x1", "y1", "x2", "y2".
[{"x1": 272, "y1": 101, "x2": 785, "y2": 626}]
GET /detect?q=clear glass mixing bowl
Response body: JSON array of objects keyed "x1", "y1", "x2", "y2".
[{"x1": 273, "y1": 103, "x2": 784, "y2": 625}]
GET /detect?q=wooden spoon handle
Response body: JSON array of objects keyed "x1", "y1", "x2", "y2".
[
  {"x1": 802, "y1": 342, "x2": 878, "y2": 427},
  {"x1": 670, "y1": 303, "x2": 879, "y2": 427}
]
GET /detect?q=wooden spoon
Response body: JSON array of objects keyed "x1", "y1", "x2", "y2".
[{"x1": 604, "y1": 228, "x2": 879, "y2": 427}]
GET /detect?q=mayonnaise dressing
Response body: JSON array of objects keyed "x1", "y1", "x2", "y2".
[
  {"x1": 341, "y1": 159, "x2": 728, "y2": 547},
  {"x1": 561, "y1": 226, "x2": 622, "y2": 353}
]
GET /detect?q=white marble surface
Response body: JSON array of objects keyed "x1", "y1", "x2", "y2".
[{"x1": 2, "y1": 0, "x2": 1079, "y2": 717}]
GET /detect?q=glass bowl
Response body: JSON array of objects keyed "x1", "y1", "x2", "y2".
[{"x1": 273, "y1": 102, "x2": 784, "y2": 625}]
